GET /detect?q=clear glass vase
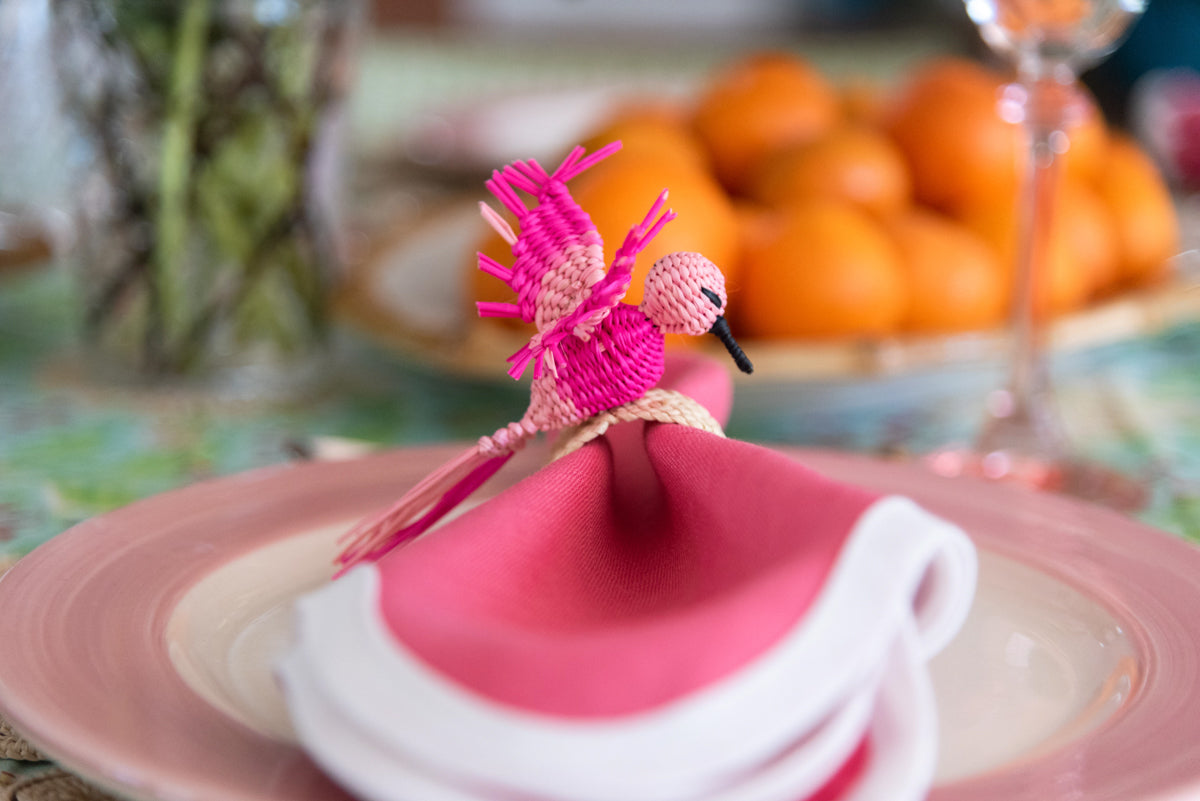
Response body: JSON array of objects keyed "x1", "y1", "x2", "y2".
[{"x1": 50, "y1": 0, "x2": 363, "y2": 395}]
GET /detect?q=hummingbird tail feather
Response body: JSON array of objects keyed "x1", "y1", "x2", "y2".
[
  {"x1": 334, "y1": 420, "x2": 540, "y2": 573},
  {"x1": 334, "y1": 446, "x2": 514, "y2": 573}
]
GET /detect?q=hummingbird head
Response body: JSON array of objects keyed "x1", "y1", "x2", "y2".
[{"x1": 639, "y1": 252, "x2": 753, "y2": 374}]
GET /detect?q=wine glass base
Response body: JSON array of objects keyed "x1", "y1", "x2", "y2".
[{"x1": 925, "y1": 447, "x2": 1148, "y2": 515}]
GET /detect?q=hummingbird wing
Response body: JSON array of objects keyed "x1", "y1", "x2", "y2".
[
  {"x1": 475, "y1": 143, "x2": 619, "y2": 336},
  {"x1": 564, "y1": 189, "x2": 675, "y2": 339},
  {"x1": 505, "y1": 187, "x2": 675, "y2": 381}
]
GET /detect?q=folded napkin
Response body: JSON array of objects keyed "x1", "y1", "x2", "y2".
[{"x1": 278, "y1": 420, "x2": 976, "y2": 801}]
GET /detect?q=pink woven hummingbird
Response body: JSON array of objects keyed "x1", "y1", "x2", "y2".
[{"x1": 336, "y1": 141, "x2": 752, "y2": 571}]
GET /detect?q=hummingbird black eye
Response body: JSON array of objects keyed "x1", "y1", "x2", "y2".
[{"x1": 700, "y1": 287, "x2": 722, "y2": 308}]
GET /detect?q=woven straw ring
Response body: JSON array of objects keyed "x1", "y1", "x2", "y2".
[{"x1": 551, "y1": 389, "x2": 724, "y2": 460}]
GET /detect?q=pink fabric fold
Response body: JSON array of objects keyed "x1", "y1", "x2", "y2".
[{"x1": 375, "y1": 422, "x2": 879, "y2": 717}]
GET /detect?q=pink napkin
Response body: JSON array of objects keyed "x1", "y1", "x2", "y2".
[
  {"x1": 279, "y1": 403, "x2": 976, "y2": 801},
  {"x1": 373, "y1": 423, "x2": 875, "y2": 716}
]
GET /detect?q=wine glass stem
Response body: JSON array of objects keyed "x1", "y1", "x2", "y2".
[{"x1": 978, "y1": 72, "x2": 1073, "y2": 458}]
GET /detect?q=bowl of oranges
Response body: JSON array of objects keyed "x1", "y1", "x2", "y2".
[{"x1": 344, "y1": 51, "x2": 1194, "y2": 393}]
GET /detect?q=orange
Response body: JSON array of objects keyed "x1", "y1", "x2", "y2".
[
  {"x1": 1061, "y1": 87, "x2": 1109, "y2": 184},
  {"x1": 585, "y1": 98, "x2": 690, "y2": 132},
  {"x1": 1094, "y1": 135, "x2": 1180, "y2": 286},
  {"x1": 840, "y1": 78, "x2": 889, "y2": 127},
  {"x1": 732, "y1": 199, "x2": 780, "y2": 261},
  {"x1": 883, "y1": 57, "x2": 1022, "y2": 215},
  {"x1": 737, "y1": 199, "x2": 907, "y2": 338},
  {"x1": 580, "y1": 103, "x2": 710, "y2": 172},
  {"x1": 747, "y1": 125, "x2": 912, "y2": 216},
  {"x1": 882, "y1": 208, "x2": 1008, "y2": 333},
  {"x1": 1056, "y1": 178, "x2": 1120, "y2": 298},
  {"x1": 999, "y1": 0, "x2": 1089, "y2": 31},
  {"x1": 729, "y1": 199, "x2": 780, "y2": 317},
  {"x1": 692, "y1": 51, "x2": 841, "y2": 193},
  {"x1": 567, "y1": 148, "x2": 740, "y2": 307},
  {"x1": 960, "y1": 176, "x2": 1112, "y2": 316}
]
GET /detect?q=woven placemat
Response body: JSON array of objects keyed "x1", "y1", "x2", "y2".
[
  {"x1": 2, "y1": 708, "x2": 117, "y2": 800},
  {"x1": 0, "y1": 718, "x2": 41, "y2": 763},
  {"x1": 0, "y1": 769, "x2": 119, "y2": 801},
  {"x1": 0, "y1": 720, "x2": 119, "y2": 801},
  {"x1": 1, "y1": 553, "x2": 119, "y2": 801},
  {"x1": 0, "y1": 558, "x2": 41, "y2": 763}
]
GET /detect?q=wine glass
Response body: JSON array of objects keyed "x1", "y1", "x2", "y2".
[{"x1": 938, "y1": 0, "x2": 1148, "y2": 508}]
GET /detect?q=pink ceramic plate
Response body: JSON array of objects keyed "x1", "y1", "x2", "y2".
[{"x1": 1, "y1": 445, "x2": 1199, "y2": 801}]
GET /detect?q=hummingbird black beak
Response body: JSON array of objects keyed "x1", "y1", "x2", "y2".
[
  {"x1": 696, "y1": 287, "x2": 748, "y2": 376},
  {"x1": 709, "y1": 315, "x2": 754, "y2": 374},
  {"x1": 700, "y1": 286, "x2": 752, "y2": 374}
]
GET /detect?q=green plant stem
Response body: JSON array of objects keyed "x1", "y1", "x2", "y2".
[
  {"x1": 173, "y1": 209, "x2": 303, "y2": 372},
  {"x1": 154, "y1": 0, "x2": 212, "y2": 367}
]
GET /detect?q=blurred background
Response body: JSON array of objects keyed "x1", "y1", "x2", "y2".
[{"x1": 1, "y1": 0, "x2": 1199, "y2": 561}]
